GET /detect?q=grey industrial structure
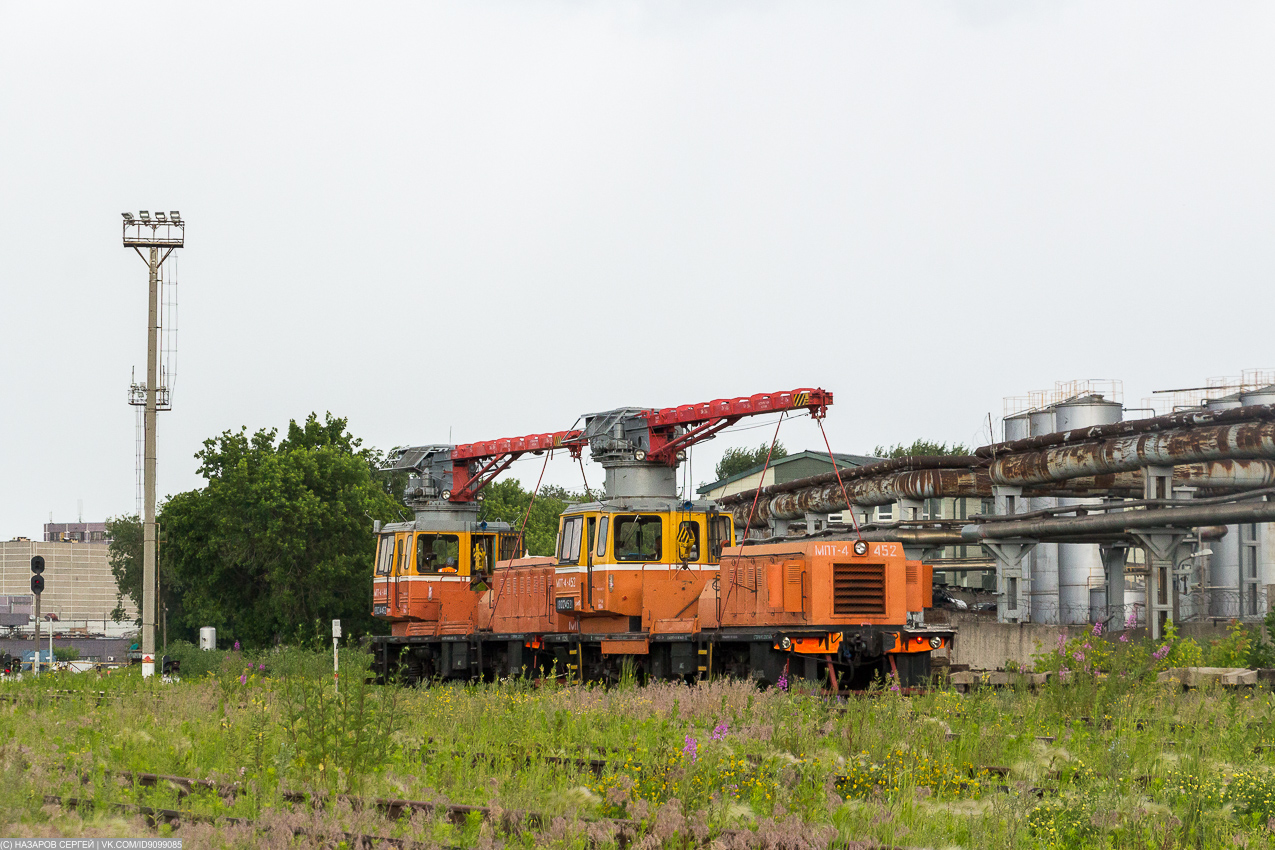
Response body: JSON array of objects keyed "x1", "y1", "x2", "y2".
[{"x1": 720, "y1": 375, "x2": 1275, "y2": 637}]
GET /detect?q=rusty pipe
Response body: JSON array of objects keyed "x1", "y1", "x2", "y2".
[
  {"x1": 717, "y1": 455, "x2": 979, "y2": 508},
  {"x1": 734, "y1": 469, "x2": 991, "y2": 527},
  {"x1": 976, "y1": 403, "x2": 1275, "y2": 459},
  {"x1": 988, "y1": 422, "x2": 1275, "y2": 487}
]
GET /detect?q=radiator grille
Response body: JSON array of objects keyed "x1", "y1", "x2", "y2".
[{"x1": 833, "y1": 562, "x2": 886, "y2": 616}]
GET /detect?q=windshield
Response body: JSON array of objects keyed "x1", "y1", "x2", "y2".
[
  {"x1": 415, "y1": 534, "x2": 461, "y2": 573},
  {"x1": 614, "y1": 515, "x2": 663, "y2": 562}
]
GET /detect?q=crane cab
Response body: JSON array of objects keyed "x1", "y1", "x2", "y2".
[
  {"x1": 544, "y1": 501, "x2": 733, "y2": 635},
  {"x1": 372, "y1": 521, "x2": 520, "y2": 636}
]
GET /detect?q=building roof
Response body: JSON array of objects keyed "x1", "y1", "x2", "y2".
[{"x1": 697, "y1": 450, "x2": 880, "y2": 495}]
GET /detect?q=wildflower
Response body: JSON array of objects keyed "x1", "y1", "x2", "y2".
[
  {"x1": 258, "y1": 663, "x2": 265, "y2": 671},
  {"x1": 711, "y1": 723, "x2": 728, "y2": 741},
  {"x1": 776, "y1": 671, "x2": 788, "y2": 691},
  {"x1": 233, "y1": 640, "x2": 241, "y2": 651},
  {"x1": 239, "y1": 673, "x2": 247, "y2": 684},
  {"x1": 1119, "y1": 634, "x2": 1130, "y2": 643},
  {"x1": 1152, "y1": 644, "x2": 1170, "y2": 661},
  {"x1": 1091, "y1": 621, "x2": 1103, "y2": 636},
  {"x1": 1056, "y1": 633, "x2": 1066, "y2": 656},
  {"x1": 682, "y1": 736, "x2": 698, "y2": 763},
  {"x1": 1125, "y1": 609, "x2": 1137, "y2": 628}
]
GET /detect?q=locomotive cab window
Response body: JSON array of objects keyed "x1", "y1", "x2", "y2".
[
  {"x1": 416, "y1": 534, "x2": 462, "y2": 574},
  {"x1": 614, "y1": 515, "x2": 663, "y2": 562},
  {"x1": 676, "y1": 520, "x2": 700, "y2": 562},
  {"x1": 375, "y1": 535, "x2": 395, "y2": 576},
  {"x1": 596, "y1": 516, "x2": 609, "y2": 558},
  {"x1": 708, "y1": 516, "x2": 733, "y2": 561},
  {"x1": 558, "y1": 516, "x2": 583, "y2": 564}
]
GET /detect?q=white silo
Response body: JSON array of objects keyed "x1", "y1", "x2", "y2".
[
  {"x1": 1205, "y1": 392, "x2": 1244, "y2": 617},
  {"x1": 1239, "y1": 385, "x2": 1275, "y2": 406},
  {"x1": 1026, "y1": 407, "x2": 1061, "y2": 623},
  {"x1": 1054, "y1": 395, "x2": 1123, "y2": 624}
]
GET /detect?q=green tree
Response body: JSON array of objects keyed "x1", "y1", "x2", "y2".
[
  {"x1": 480, "y1": 479, "x2": 585, "y2": 556},
  {"x1": 105, "y1": 514, "x2": 142, "y2": 623},
  {"x1": 105, "y1": 513, "x2": 188, "y2": 632},
  {"x1": 160, "y1": 413, "x2": 402, "y2": 648},
  {"x1": 714, "y1": 442, "x2": 788, "y2": 482},
  {"x1": 871, "y1": 439, "x2": 972, "y2": 459}
]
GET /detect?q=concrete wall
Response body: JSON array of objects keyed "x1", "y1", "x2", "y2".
[{"x1": 947, "y1": 615, "x2": 1243, "y2": 671}]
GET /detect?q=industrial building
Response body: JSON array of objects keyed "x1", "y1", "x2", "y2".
[
  {"x1": 44, "y1": 521, "x2": 109, "y2": 543},
  {"x1": 698, "y1": 451, "x2": 878, "y2": 502},
  {"x1": 0, "y1": 536, "x2": 137, "y2": 634}
]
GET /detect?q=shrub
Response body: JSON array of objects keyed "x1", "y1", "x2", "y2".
[{"x1": 1205, "y1": 620, "x2": 1254, "y2": 668}]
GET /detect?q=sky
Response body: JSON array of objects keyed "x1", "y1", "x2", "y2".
[{"x1": 2, "y1": 1, "x2": 1274, "y2": 539}]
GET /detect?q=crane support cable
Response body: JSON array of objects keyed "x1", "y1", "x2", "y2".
[
  {"x1": 515, "y1": 449, "x2": 552, "y2": 557},
  {"x1": 742, "y1": 412, "x2": 787, "y2": 539},
  {"x1": 816, "y1": 417, "x2": 864, "y2": 541},
  {"x1": 578, "y1": 455, "x2": 593, "y2": 502}
]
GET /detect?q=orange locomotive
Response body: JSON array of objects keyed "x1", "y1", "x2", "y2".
[{"x1": 371, "y1": 388, "x2": 952, "y2": 689}]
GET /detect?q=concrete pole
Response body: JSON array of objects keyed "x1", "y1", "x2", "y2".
[
  {"x1": 142, "y1": 246, "x2": 158, "y2": 678},
  {"x1": 33, "y1": 594, "x2": 40, "y2": 678}
]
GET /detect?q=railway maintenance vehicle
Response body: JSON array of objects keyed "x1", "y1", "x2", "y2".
[{"x1": 371, "y1": 388, "x2": 952, "y2": 688}]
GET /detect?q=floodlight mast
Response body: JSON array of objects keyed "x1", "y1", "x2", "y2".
[{"x1": 122, "y1": 212, "x2": 184, "y2": 679}]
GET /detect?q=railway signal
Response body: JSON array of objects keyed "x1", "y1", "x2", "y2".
[{"x1": 30, "y1": 556, "x2": 44, "y2": 677}]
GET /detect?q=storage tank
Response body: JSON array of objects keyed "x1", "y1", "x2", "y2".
[
  {"x1": 1206, "y1": 393, "x2": 1244, "y2": 617},
  {"x1": 1027, "y1": 407, "x2": 1060, "y2": 623},
  {"x1": 1054, "y1": 395, "x2": 1123, "y2": 624},
  {"x1": 1003, "y1": 413, "x2": 1030, "y2": 442},
  {"x1": 199, "y1": 627, "x2": 216, "y2": 651},
  {"x1": 1240, "y1": 384, "x2": 1275, "y2": 407}
]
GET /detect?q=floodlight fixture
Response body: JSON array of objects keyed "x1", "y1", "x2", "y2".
[
  {"x1": 169, "y1": 211, "x2": 181, "y2": 222},
  {"x1": 139, "y1": 210, "x2": 150, "y2": 221},
  {"x1": 122, "y1": 212, "x2": 134, "y2": 222},
  {"x1": 155, "y1": 212, "x2": 167, "y2": 222}
]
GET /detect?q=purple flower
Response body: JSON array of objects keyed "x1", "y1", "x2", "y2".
[
  {"x1": 1152, "y1": 644, "x2": 1170, "y2": 661},
  {"x1": 1056, "y1": 633, "x2": 1066, "y2": 655},
  {"x1": 1091, "y1": 622, "x2": 1104, "y2": 636},
  {"x1": 258, "y1": 663, "x2": 265, "y2": 671},
  {"x1": 682, "y1": 736, "x2": 698, "y2": 763},
  {"x1": 710, "y1": 723, "x2": 728, "y2": 741},
  {"x1": 776, "y1": 671, "x2": 789, "y2": 691},
  {"x1": 1072, "y1": 651, "x2": 1085, "y2": 663},
  {"x1": 1125, "y1": 609, "x2": 1137, "y2": 629},
  {"x1": 1082, "y1": 643, "x2": 1092, "y2": 650},
  {"x1": 238, "y1": 673, "x2": 247, "y2": 685},
  {"x1": 233, "y1": 640, "x2": 241, "y2": 652},
  {"x1": 1119, "y1": 634, "x2": 1130, "y2": 643}
]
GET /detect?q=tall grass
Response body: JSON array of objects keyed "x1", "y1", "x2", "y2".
[{"x1": 1, "y1": 642, "x2": 1275, "y2": 847}]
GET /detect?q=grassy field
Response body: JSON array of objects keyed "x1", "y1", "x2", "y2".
[{"x1": 2, "y1": 635, "x2": 1275, "y2": 849}]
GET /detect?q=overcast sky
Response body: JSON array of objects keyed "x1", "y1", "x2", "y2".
[{"x1": 2, "y1": 1, "x2": 1273, "y2": 539}]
